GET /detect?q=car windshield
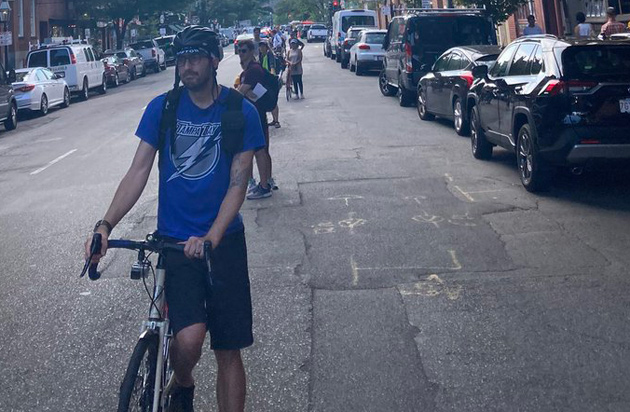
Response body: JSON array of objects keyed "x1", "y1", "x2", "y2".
[
  {"x1": 412, "y1": 16, "x2": 494, "y2": 48},
  {"x1": 116, "y1": 52, "x2": 127, "y2": 59},
  {"x1": 342, "y1": 16, "x2": 375, "y2": 33},
  {"x1": 130, "y1": 41, "x2": 152, "y2": 50},
  {"x1": 562, "y1": 46, "x2": 630, "y2": 81},
  {"x1": 474, "y1": 54, "x2": 499, "y2": 66},
  {"x1": 104, "y1": 57, "x2": 117, "y2": 64},
  {"x1": 14, "y1": 71, "x2": 30, "y2": 82},
  {"x1": 349, "y1": 29, "x2": 364, "y2": 39},
  {"x1": 27, "y1": 50, "x2": 47, "y2": 68},
  {"x1": 365, "y1": 33, "x2": 386, "y2": 44},
  {"x1": 312, "y1": 24, "x2": 326, "y2": 29},
  {"x1": 155, "y1": 38, "x2": 173, "y2": 47}
]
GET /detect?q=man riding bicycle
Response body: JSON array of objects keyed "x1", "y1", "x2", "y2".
[{"x1": 84, "y1": 26, "x2": 265, "y2": 412}]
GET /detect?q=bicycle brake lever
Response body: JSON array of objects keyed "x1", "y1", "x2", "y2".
[
  {"x1": 80, "y1": 233, "x2": 102, "y2": 280},
  {"x1": 203, "y1": 241, "x2": 213, "y2": 287}
]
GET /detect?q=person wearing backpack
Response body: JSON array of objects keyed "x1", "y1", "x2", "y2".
[
  {"x1": 83, "y1": 26, "x2": 265, "y2": 412},
  {"x1": 259, "y1": 41, "x2": 282, "y2": 130},
  {"x1": 237, "y1": 39, "x2": 276, "y2": 199}
]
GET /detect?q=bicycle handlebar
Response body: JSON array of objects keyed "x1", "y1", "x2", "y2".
[{"x1": 80, "y1": 233, "x2": 206, "y2": 281}]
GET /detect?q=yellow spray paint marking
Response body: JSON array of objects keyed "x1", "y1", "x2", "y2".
[
  {"x1": 327, "y1": 195, "x2": 364, "y2": 207},
  {"x1": 412, "y1": 211, "x2": 445, "y2": 228},
  {"x1": 399, "y1": 274, "x2": 462, "y2": 300},
  {"x1": 351, "y1": 256, "x2": 359, "y2": 287},
  {"x1": 454, "y1": 185, "x2": 475, "y2": 202}
]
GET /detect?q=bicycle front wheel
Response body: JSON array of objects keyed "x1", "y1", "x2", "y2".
[{"x1": 118, "y1": 334, "x2": 159, "y2": 412}]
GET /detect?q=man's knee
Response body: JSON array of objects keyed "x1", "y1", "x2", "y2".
[
  {"x1": 173, "y1": 323, "x2": 206, "y2": 356},
  {"x1": 214, "y1": 349, "x2": 242, "y2": 369}
]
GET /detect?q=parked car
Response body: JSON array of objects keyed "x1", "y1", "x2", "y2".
[
  {"x1": 102, "y1": 55, "x2": 130, "y2": 87},
  {"x1": 307, "y1": 24, "x2": 327, "y2": 42},
  {"x1": 349, "y1": 29, "x2": 388, "y2": 75},
  {"x1": 13, "y1": 67, "x2": 70, "y2": 115},
  {"x1": 467, "y1": 36, "x2": 630, "y2": 192},
  {"x1": 26, "y1": 42, "x2": 106, "y2": 101},
  {"x1": 300, "y1": 24, "x2": 311, "y2": 39},
  {"x1": 380, "y1": 9, "x2": 497, "y2": 107},
  {"x1": 332, "y1": 9, "x2": 378, "y2": 61},
  {"x1": 129, "y1": 39, "x2": 166, "y2": 73},
  {"x1": 0, "y1": 62, "x2": 18, "y2": 130},
  {"x1": 113, "y1": 48, "x2": 145, "y2": 79},
  {"x1": 417, "y1": 45, "x2": 501, "y2": 135},
  {"x1": 154, "y1": 35, "x2": 176, "y2": 66},
  {"x1": 340, "y1": 26, "x2": 376, "y2": 69}
]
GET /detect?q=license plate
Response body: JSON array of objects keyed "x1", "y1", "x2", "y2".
[{"x1": 620, "y1": 98, "x2": 630, "y2": 113}]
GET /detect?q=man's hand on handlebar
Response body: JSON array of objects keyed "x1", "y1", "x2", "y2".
[{"x1": 85, "y1": 227, "x2": 109, "y2": 263}]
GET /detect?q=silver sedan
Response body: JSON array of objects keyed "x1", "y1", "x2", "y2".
[
  {"x1": 349, "y1": 29, "x2": 387, "y2": 76},
  {"x1": 13, "y1": 67, "x2": 70, "y2": 115}
]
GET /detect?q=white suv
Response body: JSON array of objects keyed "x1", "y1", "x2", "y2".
[{"x1": 26, "y1": 42, "x2": 106, "y2": 100}]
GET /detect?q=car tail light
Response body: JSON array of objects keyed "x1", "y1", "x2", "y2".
[
  {"x1": 123, "y1": 59, "x2": 129, "y2": 64},
  {"x1": 343, "y1": 39, "x2": 349, "y2": 46},
  {"x1": 405, "y1": 43, "x2": 412, "y2": 73},
  {"x1": 358, "y1": 44, "x2": 370, "y2": 50},
  {"x1": 580, "y1": 139, "x2": 601, "y2": 144},
  {"x1": 17, "y1": 84, "x2": 35, "y2": 92},
  {"x1": 460, "y1": 72, "x2": 474, "y2": 88},
  {"x1": 540, "y1": 79, "x2": 598, "y2": 96},
  {"x1": 152, "y1": 49, "x2": 156, "y2": 57},
  {"x1": 70, "y1": 52, "x2": 77, "y2": 64}
]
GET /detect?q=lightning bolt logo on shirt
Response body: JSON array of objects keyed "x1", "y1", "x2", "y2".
[{"x1": 168, "y1": 120, "x2": 222, "y2": 182}]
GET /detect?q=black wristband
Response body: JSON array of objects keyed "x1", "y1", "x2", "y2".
[{"x1": 94, "y1": 219, "x2": 113, "y2": 235}]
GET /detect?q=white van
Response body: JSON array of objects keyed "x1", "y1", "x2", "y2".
[
  {"x1": 331, "y1": 9, "x2": 377, "y2": 61},
  {"x1": 26, "y1": 42, "x2": 106, "y2": 101}
]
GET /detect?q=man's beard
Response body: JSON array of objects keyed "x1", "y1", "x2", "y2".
[{"x1": 181, "y1": 69, "x2": 213, "y2": 92}]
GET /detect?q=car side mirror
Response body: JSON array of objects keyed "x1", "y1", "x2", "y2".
[
  {"x1": 7, "y1": 69, "x2": 15, "y2": 84},
  {"x1": 471, "y1": 64, "x2": 488, "y2": 79}
]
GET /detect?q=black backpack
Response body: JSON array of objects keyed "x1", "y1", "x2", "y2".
[
  {"x1": 255, "y1": 69, "x2": 280, "y2": 113},
  {"x1": 158, "y1": 87, "x2": 245, "y2": 159}
]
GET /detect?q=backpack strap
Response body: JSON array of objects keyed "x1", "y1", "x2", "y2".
[
  {"x1": 220, "y1": 88, "x2": 245, "y2": 155},
  {"x1": 158, "y1": 86, "x2": 183, "y2": 156}
]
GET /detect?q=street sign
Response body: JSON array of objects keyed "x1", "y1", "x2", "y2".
[
  {"x1": 422, "y1": 0, "x2": 432, "y2": 8},
  {"x1": 381, "y1": 6, "x2": 391, "y2": 16},
  {"x1": 0, "y1": 31, "x2": 12, "y2": 46}
]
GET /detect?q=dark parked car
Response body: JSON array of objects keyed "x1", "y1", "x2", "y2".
[
  {"x1": 467, "y1": 36, "x2": 630, "y2": 192},
  {"x1": 418, "y1": 45, "x2": 501, "y2": 135},
  {"x1": 0, "y1": 62, "x2": 17, "y2": 131},
  {"x1": 114, "y1": 48, "x2": 145, "y2": 79},
  {"x1": 340, "y1": 26, "x2": 374, "y2": 69},
  {"x1": 324, "y1": 28, "x2": 334, "y2": 59},
  {"x1": 102, "y1": 55, "x2": 130, "y2": 87},
  {"x1": 380, "y1": 9, "x2": 497, "y2": 107}
]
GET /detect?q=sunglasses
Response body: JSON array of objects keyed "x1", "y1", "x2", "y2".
[
  {"x1": 176, "y1": 54, "x2": 205, "y2": 66},
  {"x1": 238, "y1": 48, "x2": 250, "y2": 54}
]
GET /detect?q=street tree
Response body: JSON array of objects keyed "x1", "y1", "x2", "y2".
[
  {"x1": 74, "y1": 0, "x2": 192, "y2": 48},
  {"x1": 273, "y1": 0, "x2": 328, "y2": 24},
  {"x1": 455, "y1": 0, "x2": 530, "y2": 23}
]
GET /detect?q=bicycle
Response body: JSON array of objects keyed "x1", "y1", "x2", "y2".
[{"x1": 81, "y1": 232, "x2": 213, "y2": 412}]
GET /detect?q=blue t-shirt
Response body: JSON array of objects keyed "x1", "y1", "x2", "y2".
[{"x1": 135, "y1": 86, "x2": 265, "y2": 241}]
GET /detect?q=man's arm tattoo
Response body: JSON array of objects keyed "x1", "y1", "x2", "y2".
[{"x1": 230, "y1": 153, "x2": 250, "y2": 189}]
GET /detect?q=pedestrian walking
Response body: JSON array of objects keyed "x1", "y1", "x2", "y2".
[
  {"x1": 237, "y1": 39, "x2": 275, "y2": 199},
  {"x1": 600, "y1": 7, "x2": 627, "y2": 39},
  {"x1": 260, "y1": 41, "x2": 281, "y2": 129},
  {"x1": 253, "y1": 27, "x2": 262, "y2": 61},
  {"x1": 522, "y1": 15, "x2": 544, "y2": 36},
  {"x1": 84, "y1": 26, "x2": 265, "y2": 412},
  {"x1": 287, "y1": 39, "x2": 304, "y2": 100},
  {"x1": 574, "y1": 12, "x2": 595, "y2": 38}
]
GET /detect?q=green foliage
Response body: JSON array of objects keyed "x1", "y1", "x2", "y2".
[
  {"x1": 455, "y1": 0, "x2": 530, "y2": 23},
  {"x1": 273, "y1": 0, "x2": 328, "y2": 24}
]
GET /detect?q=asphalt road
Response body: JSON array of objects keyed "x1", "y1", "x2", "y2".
[{"x1": 1, "y1": 43, "x2": 629, "y2": 412}]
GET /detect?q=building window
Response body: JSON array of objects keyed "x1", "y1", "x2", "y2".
[
  {"x1": 30, "y1": 0, "x2": 36, "y2": 37},
  {"x1": 17, "y1": 0, "x2": 24, "y2": 37},
  {"x1": 585, "y1": 0, "x2": 606, "y2": 17},
  {"x1": 616, "y1": 0, "x2": 630, "y2": 14}
]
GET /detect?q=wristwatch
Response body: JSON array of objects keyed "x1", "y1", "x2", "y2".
[{"x1": 93, "y1": 219, "x2": 113, "y2": 235}]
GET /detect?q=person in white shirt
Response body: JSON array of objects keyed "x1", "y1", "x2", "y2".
[
  {"x1": 522, "y1": 15, "x2": 544, "y2": 36},
  {"x1": 574, "y1": 12, "x2": 594, "y2": 38}
]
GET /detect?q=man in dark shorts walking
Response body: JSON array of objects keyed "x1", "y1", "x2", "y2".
[
  {"x1": 237, "y1": 39, "x2": 274, "y2": 199},
  {"x1": 84, "y1": 26, "x2": 265, "y2": 412}
]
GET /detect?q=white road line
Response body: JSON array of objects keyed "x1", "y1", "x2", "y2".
[
  {"x1": 30, "y1": 149, "x2": 77, "y2": 175},
  {"x1": 38, "y1": 137, "x2": 63, "y2": 143}
]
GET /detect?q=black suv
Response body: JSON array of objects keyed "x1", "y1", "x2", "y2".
[
  {"x1": 380, "y1": 8, "x2": 496, "y2": 107},
  {"x1": 467, "y1": 36, "x2": 630, "y2": 192}
]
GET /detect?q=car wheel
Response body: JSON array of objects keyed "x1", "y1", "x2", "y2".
[
  {"x1": 141, "y1": 66, "x2": 147, "y2": 77},
  {"x1": 397, "y1": 79, "x2": 414, "y2": 107},
  {"x1": 62, "y1": 88, "x2": 70, "y2": 108},
  {"x1": 80, "y1": 78, "x2": 89, "y2": 101},
  {"x1": 4, "y1": 103, "x2": 17, "y2": 131},
  {"x1": 470, "y1": 105, "x2": 492, "y2": 160},
  {"x1": 98, "y1": 75, "x2": 107, "y2": 94},
  {"x1": 349, "y1": 58, "x2": 355, "y2": 72},
  {"x1": 113, "y1": 73, "x2": 119, "y2": 87},
  {"x1": 379, "y1": 70, "x2": 397, "y2": 97},
  {"x1": 453, "y1": 97, "x2": 469, "y2": 136},
  {"x1": 130, "y1": 67, "x2": 136, "y2": 80},
  {"x1": 341, "y1": 57, "x2": 348, "y2": 69},
  {"x1": 40, "y1": 94, "x2": 49, "y2": 116},
  {"x1": 417, "y1": 87, "x2": 434, "y2": 121},
  {"x1": 161, "y1": 62, "x2": 167, "y2": 71},
  {"x1": 517, "y1": 123, "x2": 552, "y2": 192},
  {"x1": 355, "y1": 61, "x2": 362, "y2": 76}
]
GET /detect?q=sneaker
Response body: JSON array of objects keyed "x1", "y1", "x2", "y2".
[
  {"x1": 167, "y1": 384, "x2": 195, "y2": 412},
  {"x1": 247, "y1": 184, "x2": 272, "y2": 200},
  {"x1": 300, "y1": 94, "x2": 305, "y2": 99},
  {"x1": 269, "y1": 177, "x2": 279, "y2": 191},
  {"x1": 247, "y1": 178, "x2": 257, "y2": 194}
]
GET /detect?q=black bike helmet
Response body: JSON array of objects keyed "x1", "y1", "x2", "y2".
[{"x1": 172, "y1": 25, "x2": 223, "y2": 61}]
